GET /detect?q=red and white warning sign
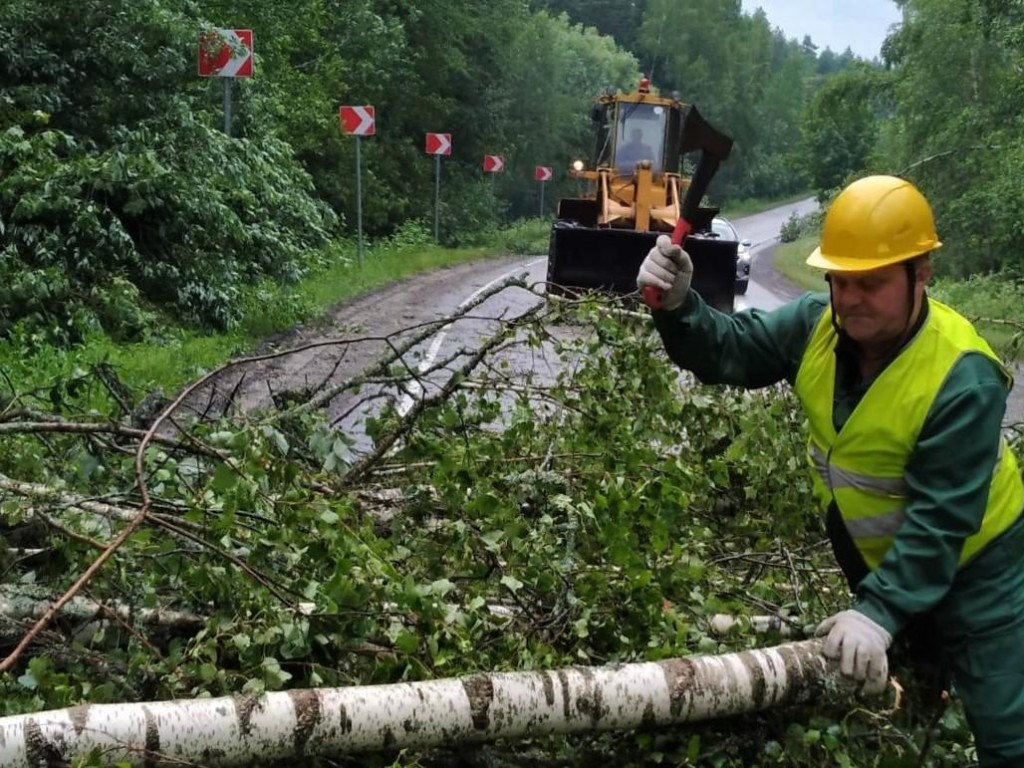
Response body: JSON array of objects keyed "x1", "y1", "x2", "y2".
[
  {"x1": 425, "y1": 133, "x2": 452, "y2": 155},
  {"x1": 483, "y1": 155, "x2": 505, "y2": 173},
  {"x1": 198, "y1": 29, "x2": 253, "y2": 78},
  {"x1": 340, "y1": 106, "x2": 376, "y2": 136},
  {"x1": 534, "y1": 166, "x2": 553, "y2": 182}
]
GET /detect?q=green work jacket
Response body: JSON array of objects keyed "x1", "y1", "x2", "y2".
[
  {"x1": 794, "y1": 298, "x2": 1022, "y2": 571},
  {"x1": 653, "y1": 290, "x2": 1023, "y2": 635}
]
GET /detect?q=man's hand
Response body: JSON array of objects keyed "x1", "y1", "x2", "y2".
[
  {"x1": 637, "y1": 235, "x2": 693, "y2": 311},
  {"x1": 816, "y1": 610, "x2": 892, "y2": 695}
]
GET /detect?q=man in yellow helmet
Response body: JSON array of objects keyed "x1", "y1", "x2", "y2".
[{"x1": 637, "y1": 175, "x2": 1024, "y2": 766}]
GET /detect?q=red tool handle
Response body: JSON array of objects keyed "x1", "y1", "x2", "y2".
[{"x1": 642, "y1": 216, "x2": 693, "y2": 309}]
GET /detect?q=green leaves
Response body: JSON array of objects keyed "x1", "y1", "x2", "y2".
[
  {"x1": 0, "y1": 292, "x2": 1000, "y2": 764},
  {"x1": 871, "y1": 0, "x2": 1024, "y2": 278},
  {"x1": 0, "y1": 0, "x2": 337, "y2": 341},
  {"x1": 801, "y1": 67, "x2": 886, "y2": 199}
]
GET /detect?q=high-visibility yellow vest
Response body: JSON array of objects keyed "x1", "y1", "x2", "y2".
[{"x1": 794, "y1": 299, "x2": 1023, "y2": 569}]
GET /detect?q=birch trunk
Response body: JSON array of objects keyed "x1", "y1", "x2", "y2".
[
  {"x1": 0, "y1": 638, "x2": 843, "y2": 767},
  {"x1": 0, "y1": 588, "x2": 203, "y2": 629}
]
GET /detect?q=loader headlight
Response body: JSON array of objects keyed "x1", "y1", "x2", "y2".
[{"x1": 572, "y1": 159, "x2": 585, "y2": 172}]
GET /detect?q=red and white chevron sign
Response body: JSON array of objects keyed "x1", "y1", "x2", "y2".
[
  {"x1": 425, "y1": 132, "x2": 452, "y2": 155},
  {"x1": 534, "y1": 166, "x2": 553, "y2": 182},
  {"x1": 340, "y1": 106, "x2": 376, "y2": 136},
  {"x1": 198, "y1": 29, "x2": 253, "y2": 78},
  {"x1": 483, "y1": 155, "x2": 505, "y2": 173}
]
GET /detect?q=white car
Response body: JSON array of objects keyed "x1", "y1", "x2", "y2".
[{"x1": 709, "y1": 217, "x2": 752, "y2": 295}]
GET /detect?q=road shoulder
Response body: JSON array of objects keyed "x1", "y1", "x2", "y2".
[{"x1": 755, "y1": 242, "x2": 810, "y2": 302}]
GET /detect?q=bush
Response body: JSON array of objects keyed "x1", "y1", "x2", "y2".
[
  {"x1": 779, "y1": 209, "x2": 824, "y2": 243},
  {"x1": 0, "y1": 0, "x2": 338, "y2": 341}
]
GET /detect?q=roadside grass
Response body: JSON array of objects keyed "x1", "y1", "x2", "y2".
[
  {"x1": 0, "y1": 219, "x2": 553, "y2": 397},
  {"x1": 772, "y1": 234, "x2": 825, "y2": 293},
  {"x1": 931, "y1": 274, "x2": 1024, "y2": 359},
  {"x1": 773, "y1": 235, "x2": 1024, "y2": 359},
  {"x1": 721, "y1": 191, "x2": 814, "y2": 219}
]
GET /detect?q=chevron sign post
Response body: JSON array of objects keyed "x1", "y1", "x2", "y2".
[
  {"x1": 426, "y1": 133, "x2": 452, "y2": 242},
  {"x1": 535, "y1": 166, "x2": 553, "y2": 217},
  {"x1": 483, "y1": 155, "x2": 505, "y2": 173},
  {"x1": 340, "y1": 105, "x2": 377, "y2": 266},
  {"x1": 198, "y1": 29, "x2": 254, "y2": 137}
]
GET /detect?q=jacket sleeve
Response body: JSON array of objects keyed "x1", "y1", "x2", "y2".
[
  {"x1": 854, "y1": 353, "x2": 1012, "y2": 635},
  {"x1": 651, "y1": 290, "x2": 829, "y2": 388}
]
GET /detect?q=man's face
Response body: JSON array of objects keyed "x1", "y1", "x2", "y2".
[{"x1": 828, "y1": 262, "x2": 922, "y2": 347}]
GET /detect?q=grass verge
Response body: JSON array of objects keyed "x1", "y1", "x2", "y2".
[
  {"x1": 772, "y1": 234, "x2": 824, "y2": 293},
  {"x1": 721, "y1": 191, "x2": 815, "y2": 219}
]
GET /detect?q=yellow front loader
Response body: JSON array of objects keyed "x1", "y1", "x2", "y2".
[{"x1": 547, "y1": 79, "x2": 737, "y2": 312}]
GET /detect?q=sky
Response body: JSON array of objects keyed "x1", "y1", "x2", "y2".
[{"x1": 740, "y1": 0, "x2": 903, "y2": 60}]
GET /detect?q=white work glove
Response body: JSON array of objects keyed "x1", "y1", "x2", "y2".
[
  {"x1": 636, "y1": 235, "x2": 693, "y2": 311},
  {"x1": 816, "y1": 609, "x2": 892, "y2": 695}
]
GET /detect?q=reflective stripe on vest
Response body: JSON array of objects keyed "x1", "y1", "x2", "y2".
[{"x1": 794, "y1": 299, "x2": 1024, "y2": 570}]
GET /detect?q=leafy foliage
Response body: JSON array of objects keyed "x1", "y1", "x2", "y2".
[
  {"x1": 800, "y1": 67, "x2": 888, "y2": 200},
  {"x1": 0, "y1": 295, "x2": 1006, "y2": 766},
  {"x1": 875, "y1": 0, "x2": 1024, "y2": 277},
  {"x1": 0, "y1": 0, "x2": 336, "y2": 339}
]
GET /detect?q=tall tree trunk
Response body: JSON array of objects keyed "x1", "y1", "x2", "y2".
[{"x1": 0, "y1": 639, "x2": 847, "y2": 767}]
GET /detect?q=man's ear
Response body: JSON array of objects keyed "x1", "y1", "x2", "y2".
[{"x1": 915, "y1": 255, "x2": 933, "y2": 285}]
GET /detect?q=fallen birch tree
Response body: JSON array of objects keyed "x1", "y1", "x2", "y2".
[
  {"x1": 0, "y1": 639, "x2": 845, "y2": 767},
  {"x1": 0, "y1": 291, "x2": 984, "y2": 766}
]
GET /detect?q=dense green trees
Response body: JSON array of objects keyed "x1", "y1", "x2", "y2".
[
  {"x1": 0, "y1": 0, "x2": 337, "y2": 339},
  {"x1": 778, "y1": 0, "x2": 1024, "y2": 279},
  {"x1": 0, "y1": 0, "x2": 645, "y2": 338},
  {"x1": 873, "y1": 0, "x2": 1024, "y2": 277},
  {"x1": 801, "y1": 67, "x2": 886, "y2": 199},
  {"x1": 9, "y1": 0, "x2": 1020, "y2": 337}
]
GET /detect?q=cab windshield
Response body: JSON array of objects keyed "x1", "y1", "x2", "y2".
[{"x1": 614, "y1": 103, "x2": 666, "y2": 174}]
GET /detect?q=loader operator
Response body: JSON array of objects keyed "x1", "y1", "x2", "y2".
[
  {"x1": 636, "y1": 175, "x2": 1024, "y2": 766},
  {"x1": 617, "y1": 127, "x2": 654, "y2": 168}
]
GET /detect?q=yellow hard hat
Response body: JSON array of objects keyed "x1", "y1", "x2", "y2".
[{"x1": 806, "y1": 175, "x2": 942, "y2": 272}]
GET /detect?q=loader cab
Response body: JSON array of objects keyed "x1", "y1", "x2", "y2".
[
  {"x1": 592, "y1": 98, "x2": 685, "y2": 177},
  {"x1": 613, "y1": 103, "x2": 667, "y2": 174}
]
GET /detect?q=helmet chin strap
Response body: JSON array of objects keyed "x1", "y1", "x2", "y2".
[
  {"x1": 826, "y1": 274, "x2": 842, "y2": 338},
  {"x1": 903, "y1": 260, "x2": 917, "y2": 337}
]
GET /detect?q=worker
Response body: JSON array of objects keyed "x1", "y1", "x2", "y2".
[
  {"x1": 617, "y1": 127, "x2": 654, "y2": 168},
  {"x1": 636, "y1": 175, "x2": 1024, "y2": 767}
]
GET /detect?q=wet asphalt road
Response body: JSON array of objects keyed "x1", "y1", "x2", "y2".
[{"x1": 183, "y1": 197, "x2": 1022, "y2": 439}]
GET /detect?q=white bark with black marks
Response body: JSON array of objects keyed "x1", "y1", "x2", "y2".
[{"x1": 0, "y1": 639, "x2": 848, "y2": 767}]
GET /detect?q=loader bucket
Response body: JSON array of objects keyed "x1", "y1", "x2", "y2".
[{"x1": 546, "y1": 224, "x2": 738, "y2": 313}]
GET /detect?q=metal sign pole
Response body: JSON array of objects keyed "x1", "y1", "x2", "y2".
[
  {"x1": 434, "y1": 153, "x2": 441, "y2": 242},
  {"x1": 356, "y1": 136, "x2": 364, "y2": 267},
  {"x1": 223, "y1": 78, "x2": 233, "y2": 136},
  {"x1": 539, "y1": 181, "x2": 545, "y2": 218}
]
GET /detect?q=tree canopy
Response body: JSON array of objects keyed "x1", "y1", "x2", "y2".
[
  {"x1": 6, "y1": 0, "x2": 1019, "y2": 336},
  {"x1": 1, "y1": 0, "x2": 873, "y2": 345}
]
